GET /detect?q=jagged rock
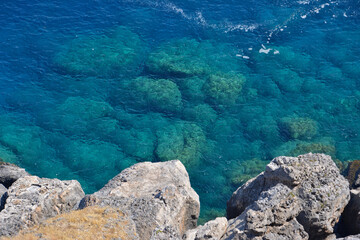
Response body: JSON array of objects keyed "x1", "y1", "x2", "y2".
[
  {"x1": 223, "y1": 183, "x2": 308, "y2": 240},
  {"x1": 80, "y1": 160, "x2": 200, "y2": 240},
  {"x1": 0, "y1": 162, "x2": 29, "y2": 188},
  {"x1": 0, "y1": 184, "x2": 6, "y2": 211},
  {"x1": 0, "y1": 176, "x2": 84, "y2": 237},
  {"x1": 183, "y1": 217, "x2": 228, "y2": 240},
  {"x1": 226, "y1": 153, "x2": 350, "y2": 240}
]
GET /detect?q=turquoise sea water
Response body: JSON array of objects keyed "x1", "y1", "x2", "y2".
[{"x1": 0, "y1": 0, "x2": 359, "y2": 222}]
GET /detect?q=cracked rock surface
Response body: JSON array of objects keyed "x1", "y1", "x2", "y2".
[
  {"x1": 80, "y1": 160, "x2": 200, "y2": 240},
  {"x1": 225, "y1": 153, "x2": 350, "y2": 240},
  {"x1": 0, "y1": 176, "x2": 84, "y2": 237}
]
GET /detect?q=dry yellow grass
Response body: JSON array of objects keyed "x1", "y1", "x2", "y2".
[{"x1": 2, "y1": 206, "x2": 138, "y2": 240}]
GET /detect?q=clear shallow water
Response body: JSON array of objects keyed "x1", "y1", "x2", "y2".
[{"x1": 0, "y1": 0, "x2": 360, "y2": 222}]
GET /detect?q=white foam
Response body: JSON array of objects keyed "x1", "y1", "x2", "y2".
[
  {"x1": 298, "y1": 0, "x2": 310, "y2": 4},
  {"x1": 224, "y1": 23, "x2": 258, "y2": 33},
  {"x1": 259, "y1": 45, "x2": 272, "y2": 54}
]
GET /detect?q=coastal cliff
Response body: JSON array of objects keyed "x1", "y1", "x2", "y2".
[{"x1": 1, "y1": 153, "x2": 360, "y2": 240}]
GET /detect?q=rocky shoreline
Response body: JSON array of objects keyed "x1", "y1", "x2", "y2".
[{"x1": 1, "y1": 153, "x2": 360, "y2": 239}]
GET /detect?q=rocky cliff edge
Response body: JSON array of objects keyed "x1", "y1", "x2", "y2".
[{"x1": 1, "y1": 153, "x2": 360, "y2": 240}]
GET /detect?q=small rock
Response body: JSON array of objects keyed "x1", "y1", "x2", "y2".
[
  {"x1": 183, "y1": 217, "x2": 228, "y2": 240},
  {"x1": 0, "y1": 176, "x2": 84, "y2": 236}
]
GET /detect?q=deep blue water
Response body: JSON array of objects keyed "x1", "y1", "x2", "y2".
[{"x1": 0, "y1": 0, "x2": 360, "y2": 222}]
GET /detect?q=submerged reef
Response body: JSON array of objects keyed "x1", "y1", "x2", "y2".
[
  {"x1": 130, "y1": 77, "x2": 183, "y2": 113},
  {"x1": 54, "y1": 27, "x2": 144, "y2": 78},
  {"x1": 155, "y1": 122, "x2": 207, "y2": 168},
  {"x1": 146, "y1": 38, "x2": 248, "y2": 77},
  {"x1": 146, "y1": 38, "x2": 249, "y2": 79},
  {"x1": 146, "y1": 38, "x2": 211, "y2": 77},
  {"x1": 204, "y1": 72, "x2": 245, "y2": 105},
  {"x1": 279, "y1": 116, "x2": 318, "y2": 140},
  {"x1": 227, "y1": 158, "x2": 269, "y2": 186}
]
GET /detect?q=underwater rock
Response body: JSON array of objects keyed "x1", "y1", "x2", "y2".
[
  {"x1": 203, "y1": 72, "x2": 245, "y2": 105},
  {"x1": 290, "y1": 141, "x2": 336, "y2": 157},
  {"x1": 114, "y1": 128, "x2": 156, "y2": 161},
  {"x1": 146, "y1": 38, "x2": 211, "y2": 77},
  {"x1": 334, "y1": 94, "x2": 360, "y2": 115},
  {"x1": 0, "y1": 176, "x2": 84, "y2": 237},
  {"x1": 183, "y1": 217, "x2": 228, "y2": 240},
  {"x1": 155, "y1": 122, "x2": 207, "y2": 168},
  {"x1": 62, "y1": 139, "x2": 135, "y2": 191},
  {"x1": 55, "y1": 96, "x2": 114, "y2": 135},
  {"x1": 318, "y1": 64, "x2": 344, "y2": 83},
  {"x1": 146, "y1": 38, "x2": 249, "y2": 78},
  {"x1": 342, "y1": 62, "x2": 360, "y2": 79},
  {"x1": 175, "y1": 76, "x2": 207, "y2": 103},
  {"x1": 130, "y1": 77, "x2": 183, "y2": 113},
  {"x1": 246, "y1": 115, "x2": 280, "y2": 144},
  {"x1": 0, "y1": 145, "x2": 18, "y2": 165},
  {"x1": 227, "y1": 158, "x2": 269, "y2": 187},
  {"x1": 226, "y1": 153, "x2": 350, "y2": 240},
  {"x1": 0, "y1": 119, "x2": 57, "y2": 171},
  {"x1": 279, "y1": 116, "x2": 317, "y2": 140},
  {"x1": 79, "y1": 160, "x2": 200, "y2": 240},
  {"x1": 271, "y1": 68, "x2": 304, "y2": 93},
  {"x1": 0, "y1": 162, "x2": 29, "y2": 188},
  {"x1": 183, "y1": 103, "x2": 217, "y2": 128},
  {"x1": 54, "y1": 26, "x2": 144, "y2": 78},
  {"x1": 270, "y1": 138, "x2": 336, "y2": 159}
]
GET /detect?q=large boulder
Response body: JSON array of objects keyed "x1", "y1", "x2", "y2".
[
  {"x1": 0, "y1": 162, "x2": 29, "y2": 188},
  {"x1": 226, "y1": 153, "x2": 350, "y2": 240},
  {"x1": 80, "y1": 160, "x2": 200, "y2": 240},
  {"x1": 0, "y1": 176, "x2": 84, "y2": 237}
]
